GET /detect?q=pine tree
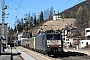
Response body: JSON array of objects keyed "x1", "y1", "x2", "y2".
[
  {"x1": 40, "y1": 11, "x2": 44, "y2": 23},
  {"x1": 34, "y1": 15, "x2": 36, "y2": 25}
]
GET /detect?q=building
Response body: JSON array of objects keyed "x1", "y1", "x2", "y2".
[
  {"x1": 79, "y1": 40, "x2": 90, "y2": 48},
  {"x1": 53, "y1": 14, "x2": 61, "y2": 20},
  {"x1": 78, "y1": 28, "x2": 90, "y2": 48},
  {"x1": 61, "y1": 28, "x2": 67, "y2": 41},
  {"x1": 85, "y1": 28, "x2": 90, "y2": 40},
  {"x1": 62, "y1": 26, "x2": 80, "y2": 48}
]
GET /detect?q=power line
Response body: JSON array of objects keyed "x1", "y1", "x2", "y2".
[
  {"x1": 18, "y1": 0, "x2": 22, "y2": 9},
  {"x1": 68, "y1": 0, "x2": 82, "y2": 7},
  {"x1": 10, "y1": 0, "x2": 29, "y2": 12},
  {"x1": 16, "y1": 0, "x2": 22, "y2": 17},
  {"x1": 57, "y1": 0, "x2": 72, "y2": 11},
  {"x1": 7, "y1": 8, "x2": 25, "y2": 19},
  {"x1": 57, "y1": 0, "x2": 83, "y2": 12},
  {"x1": 39, "y1": 0, "x2": 49, "y2": 12},
  {"x1": 38, "y1": 0, "x2": 45, "y2": 11},
  {"x1": 74, "y1": 0, "x2": 82, "y2": 5},
  {"x1": 10, "y1": 0, "x2": 34, "y2": 14},
  {"x1": 10, "y1": 0, "x2": 37, "y2": 20}
]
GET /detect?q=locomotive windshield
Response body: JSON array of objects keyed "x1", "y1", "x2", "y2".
[{"x1": 46, "y1": 34, "x2": 61, "y2": 40}]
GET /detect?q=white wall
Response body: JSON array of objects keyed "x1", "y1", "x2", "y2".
[
  {"x1": 65, "y1": 38, "x2": 73, "y2": 46},
  {"x1": 79, "y1": 40, "x2": 90, "y2": 48},
  {"x1": 18, "y1": 33, "x2": 23, "y2": 41},
  {"x1": 85, "y1": 28, "x2": 90, "y2": 37},
  {"x1": 53, "y1": 15, "x2": 61, "y2": 20}
]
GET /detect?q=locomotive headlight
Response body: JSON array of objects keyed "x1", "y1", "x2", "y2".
[
  {"x1": 47, "y1": 46, "x2": 49, "y2": 47},
  {"x1": 58, "y1": 45, "x2": 61, "y2": 47}
]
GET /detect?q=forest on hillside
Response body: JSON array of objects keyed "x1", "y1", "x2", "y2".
[{"x1": 60, "y1": 0, "x2": 90, "y2": 38}]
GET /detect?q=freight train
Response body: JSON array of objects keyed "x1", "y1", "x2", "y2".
[{"x1": 21, "y1": 31, "x2": 63, "y2": 55}]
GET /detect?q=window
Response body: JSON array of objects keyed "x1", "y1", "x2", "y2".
[
  {"x1": 86, "y1": 30, "x2": 90, "y2": 33},
  {"x1": 66, "y1": 39, "x2": 69, "y2": 41},
  {"x1": 62, "y1": 38, "x2": 65, "y2": 40},
  {"x1": 55, "y1": 17, "x2": 57, "y2": 19},
  {"x1": 67, "y1": 42, "x2": 69, "y2": 44},
  {"x1": 86, "y1": 42, "x2": 88, "y2": 46},
  {"x1": 46, "y1": 34, "x2": 61, "y2": 40},
  {"x1": 81, "y1": 42, "x2": 83, "y2": 44}
]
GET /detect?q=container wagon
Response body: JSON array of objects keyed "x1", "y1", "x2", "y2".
[{"x1": 30, "y1": 37, "x2": 36, "y2": 50}]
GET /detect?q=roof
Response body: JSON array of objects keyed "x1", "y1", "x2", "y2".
[
  {"x1": 80, "y1": 40, "x2": 90, "y2": 42},
  {"x1": 54, "y1": 14, "x2": 59, "y2": 16},
  {"x1": 85, "y1": 28, "x2": 90, "y2": 30},
  {"x1": 73, "y1": 40, "x2": 79, "y2": 45}
]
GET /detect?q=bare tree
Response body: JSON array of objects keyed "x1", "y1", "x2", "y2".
[
  {"x1": 44, "y1": 8, "x2": 49, "y2": 21},
  {"x1": 49, "y1": 6, "x2": 54, "y2": 20},
  {"x1": 75, "y1": 5, "x2": 90, "y2": 38}
]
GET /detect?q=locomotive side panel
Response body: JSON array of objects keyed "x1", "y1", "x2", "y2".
[
  {"x1": 35, "y1": 33, "x2": 47, "y2": 52},
  {"x1": 33, "y1": 37, "x2": 36, "y2": 50}
]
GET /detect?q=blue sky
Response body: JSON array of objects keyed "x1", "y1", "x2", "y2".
[{"x1": 0, "y1": 0, "x2": 85, "y2": 28}]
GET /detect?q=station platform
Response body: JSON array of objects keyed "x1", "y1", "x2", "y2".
[{"x1": 0, "y1": 47, "x2": 36, "y2": 60}]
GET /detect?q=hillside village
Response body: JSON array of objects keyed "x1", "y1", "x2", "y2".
[
  {"x1": 10, "y1": 0, "x2": 90, "y2": 49},
  {"x1": 16, "y1": 13, "x2": 90, "y2": 49}
]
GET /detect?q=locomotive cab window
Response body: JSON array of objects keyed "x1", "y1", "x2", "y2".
[
  {"x1": 54, "y1": 34, "x2": 60, "y2": 40},
  {"x1": 46, "y1": 34, "x2": 61, "y2": 40}
]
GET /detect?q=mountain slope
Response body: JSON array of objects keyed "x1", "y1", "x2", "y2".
[
  {"x1": 32, "y1": 18, "x2": 76, "y2": 36},
  {"x1": 60, "y1": 0, "x2": 90, "y2": 18}
]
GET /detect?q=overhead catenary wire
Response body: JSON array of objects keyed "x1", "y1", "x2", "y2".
[
  {"x1": 38, "y1": 0, "x2": 46, "y2": 12},
  {"x1": 18, "y1": 0, "x2": 22, "y2": 10},
  {"x1": 39, "y1": 0, "x2": 50, "y2": 12},
  {"x1": 10, "y1": 0, "x2": 32, "y2": 23},
  {"x1": 10, "y1": 0, "x2": 37, "y2": 20},
  {"x1": 57, "y1": 0, "x2": 83, "y2": 12},
  {"x1": 76, "y1": 0, "x2": 83, "y2": 5},
  {"x1": 7, "y1": 8, "x2": 25, "y2": 20},
  {"x1": 16, "y1": 0, "x2": 22, "y2": 17},
  {"x1": 10, "y1": 0, "x2": 35, "y2": 14},
  {"x1": 72, "y1": 0, "x2": 83, "y2": 7},
  {"x1": 57, "y1": 0, "x2": 72, "y2": 11}
]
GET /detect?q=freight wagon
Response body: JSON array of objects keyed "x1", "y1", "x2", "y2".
[
  {"x1": 21, "y1": 38, "x2": 30, "y2": 48},
  {"x1": 30, "y1": 37, "x2": 36, "y2": 50}
]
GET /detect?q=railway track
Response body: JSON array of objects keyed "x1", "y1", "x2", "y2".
[
  {"x1": 16, "y1": 46, "x2": 90, "y2": 60},
  {"x1": 49, "y1": 51, "x2": 89, "y2": 60}
]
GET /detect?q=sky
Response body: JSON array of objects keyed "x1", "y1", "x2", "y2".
[{"x1": 0, "y1": 0, "x2": 85, "y2": 29}]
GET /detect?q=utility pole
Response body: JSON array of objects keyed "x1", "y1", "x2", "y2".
[
  {"x1": 2, "y1": 0, "x2": 5, "y2": 39},
  {"x1": 0, "y1": 0, "x2": 5, "y2": 54}
]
